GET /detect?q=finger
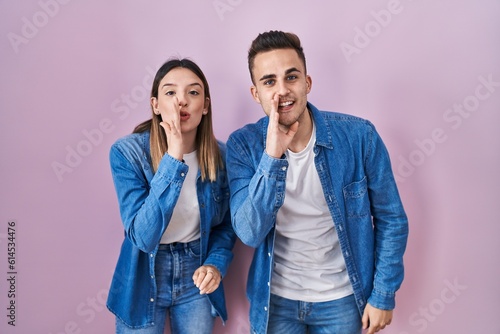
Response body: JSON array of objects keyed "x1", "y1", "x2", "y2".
[
  {"x1": 269, "y1": 93, "x2": 280, "y2": 127},
  {"x1": 160, "y1": 121, "x2": 180, "y2": 141},
  {"x1": 203, "y1": 280, "x2": 220, "y2": 295},
  {"x1": 200, "y1": 275, "x2": 221, "y2": 294},
  {"x1": 200, "y1": 268, "x2": 221, "y2": 293},
  {"x1": 192, "y1": 271, "x2": 199, "y2": 283},
  {"x1": 192, "y1": 269, "x2": 200, "y2": 286},
  {"x1": 200, "y1": 280, "x2": 215, "y2": 294},
  {"x1": 168, "y1": 119, "x2": 179, "y2": 135},
  {"x1": 160, "y1": 121, "x2": 171, "y2": 133},
  {"x1": 361, "y1": 310, "x2": 369, "y2": 330},
  {"x1": 194, "y1": 271, "x2": 206, "y2": 288},
  {"x1": 198, "y1": 270, "x2": 215, "y2": 291},
  {"x1": 170, "y1": 96, "x2": 181, "y2": 118},
  {"x1": 159, "y1": 97, "x2": 181, "y2": 125},
  {"x1": 193, "y1": 267, "x2": 209, "y2": 287}
]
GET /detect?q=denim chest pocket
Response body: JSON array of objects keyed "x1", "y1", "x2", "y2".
[{"x1": 343, "y1": 177, "x2": 370, "y2": 218}]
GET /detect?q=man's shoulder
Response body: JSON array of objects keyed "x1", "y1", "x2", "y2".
[
  {"x1": 317, "y1": 109, "x2": 372, "y2": 126},
  {"x1": 313, "y1": 108, "x2": 375, "y2": 135},
  {"x1": 228, "y1": 117, "x2": 266, "y2": 140}
]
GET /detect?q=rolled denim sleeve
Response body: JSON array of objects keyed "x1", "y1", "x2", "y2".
[
  {"x1": 364, "y1": 123, "x2": 409, "y2": 310},
  {"x1": 226, "y1": 133, "x2": 288, "y2": 248},
  {"x1": 110, "y1": 143, "x2": 187, "y2": 253},
  {"x1": 204, "y1": 209, "x2": 236, "y2": 277}
]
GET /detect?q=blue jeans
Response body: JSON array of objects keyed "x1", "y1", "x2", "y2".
[
  {"x1": 267, "y1": 293, "x2": 362, "y2": 334},
  {"x1": 116, "y1": 240, "x2": 215, "y2": 334}
]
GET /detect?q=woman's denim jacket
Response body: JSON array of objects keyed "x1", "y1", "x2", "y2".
[
  {"x1": 226, "y1": 102, "x2": 409, "y2": 334},
  {"x1": 106, "y1": 130, "x2": 236, "y2": 328}
]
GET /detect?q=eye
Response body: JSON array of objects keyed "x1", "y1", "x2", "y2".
[
  {"x1": 286, "y1": 75, "x2": 298, "y2": 81},
  {"x1": 165, "y1": 90, "x2": 175, "y2": 96},
  {"x1": 189, "y1": 90, "x2": 200, "y2": 96},
  {"x1": 263, "y1": 79, "x2": 275, "y2": 86}
]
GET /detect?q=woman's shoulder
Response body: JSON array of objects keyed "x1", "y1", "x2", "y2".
[
  {"x1": 113, "y1": 130, "x2": 148, "y2": 145},
  {"x1": 110, "y1": 130, "x2": 150, "y2": 157}
]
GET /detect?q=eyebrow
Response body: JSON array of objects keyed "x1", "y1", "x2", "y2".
[
  {"x1": 258, "y1": 67, "x2": 301, "y2": 82},
  {"x1": 161, "y1": 82, "x2": 203, "y2": 89}
]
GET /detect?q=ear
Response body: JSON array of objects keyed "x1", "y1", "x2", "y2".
[
  {"x1": 250, "y1": 86, "x2": 261, "y2": 104},
  {"x1": 150, "y1": 97, "x2": 159, "y2": 114},
  {"x1": 305, "y1": 75, "x2": 312, "y2": 94},
  {"x1": 203, "y1": 97, "x2": 210, "y2": 114}
]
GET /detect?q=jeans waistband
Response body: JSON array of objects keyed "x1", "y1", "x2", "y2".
[{"x1": 158, "y1": 238, "x2": 200, "y2": 252}]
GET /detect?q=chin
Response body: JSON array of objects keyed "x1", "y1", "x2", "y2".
[{"x1": 278, "y1": 115, "x2": 298, "y2": 127}]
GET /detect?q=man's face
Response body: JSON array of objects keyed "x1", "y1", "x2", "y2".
[{"x1": 250, "y1": 48, "x2": 312, "y2": 127}]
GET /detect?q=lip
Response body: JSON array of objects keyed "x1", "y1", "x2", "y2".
[
  {"x1": 180, "y1": 111, "x2": 190, "y2": 121},
  {"x1": 278, "y1": 100, "x2": 294, "y2": 112}
]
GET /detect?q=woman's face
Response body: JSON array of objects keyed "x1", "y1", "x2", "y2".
[{"x1": 152, "y1": 67, "x2": 209, "y2": 136}]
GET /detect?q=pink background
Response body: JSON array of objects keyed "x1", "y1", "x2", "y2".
[{"x1": 1, "y1": 1, "x2": 499, "y2": 333}]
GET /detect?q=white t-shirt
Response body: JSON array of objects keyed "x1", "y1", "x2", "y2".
[
  {"x1": 271, "y1": 124, "x2": 354, "y2": 302},
  {"x1": 160, "y1": 151, "x2": 200, "y2": 244}
]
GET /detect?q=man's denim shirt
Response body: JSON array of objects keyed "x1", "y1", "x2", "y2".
[
  {"x1": 226, "y1": 103, "x2": 409, "y2": 334},
  {"x1": 106, "y1": 130, "x2": 236, "y2": 329}
]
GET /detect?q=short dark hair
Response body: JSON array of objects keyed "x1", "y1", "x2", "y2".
[{"x1": 247, "y1": 30, "x2": 307, "y2": 84}]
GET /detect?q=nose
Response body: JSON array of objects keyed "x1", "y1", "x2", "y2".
[
  {"x1": 276, "y1": 80, "x2": 290, "y2": 96},
  {"x1": 176, "y1": 93, "x2": 188, "y2": 107}
]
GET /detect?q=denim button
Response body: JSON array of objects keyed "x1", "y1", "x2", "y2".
[
  {"x1": 264, "y1": 306, "x2": 268, "y2": 311},
  {"x1": 181, "y1": 172, "x2": 185, "y2": 177},
  {"x1": 268, "y1": 252, "x2": 271, "y2": 257},
  {"x1": 281, "y1": 166, "x2": 287, "y2": 171},
  {"x1": 150, "y1": 253, "x2": 154, "y2": 258},
  {"x1": 150, "y1": 298, "x2": 154, "y2": 302}
]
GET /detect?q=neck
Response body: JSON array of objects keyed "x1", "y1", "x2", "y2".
[
  {"x1": 181, "y1": 130, "x2": 197, "y2": 154},
  {"x1": 288, "y1": 107, "x2": 313, "y2": 153}
]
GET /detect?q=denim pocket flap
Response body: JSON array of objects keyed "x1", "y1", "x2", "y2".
[
  {"x1": 343, "y1": 177, "x2": 368, "y2": 198},
  {"x1": 343, "y1": 177, "x2": 369, "y2": 218}
]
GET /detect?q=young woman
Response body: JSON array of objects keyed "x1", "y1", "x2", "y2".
[{"x1": 106, "y1": 58, "x2": 236, "y2": 334}]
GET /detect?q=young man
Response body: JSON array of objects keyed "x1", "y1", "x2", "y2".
[{"x1": 226, "y1": 30, "x2": 409, "y2": 334}]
